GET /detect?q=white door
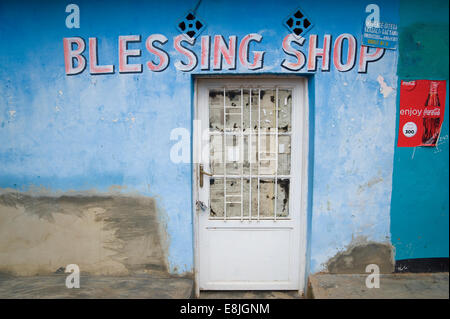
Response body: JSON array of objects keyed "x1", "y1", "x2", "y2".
[{"x1": 193, "y1": 78, "x2": 309, "y2": 294}]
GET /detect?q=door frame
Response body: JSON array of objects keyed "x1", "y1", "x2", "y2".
[{"x1": 192, "y1": 76, "x2": 310, "y2": 297}]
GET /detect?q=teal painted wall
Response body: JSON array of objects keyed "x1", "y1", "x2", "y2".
[{"x1": 391, "y1": 0, "x2": 449, "y2": 260}]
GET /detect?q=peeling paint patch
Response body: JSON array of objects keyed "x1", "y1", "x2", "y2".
[
  {"x1": 357, "y1": 176, "x2": 383, "y2": 194},
  {"x1": 0, "y1": 191, "x2": 169, "y2": 276},
  {"x1": 376, "y1": 75, "x2": 394, "y2": 98},
  {"x1": 326, "y1": 238, "x2": 394, "y2": 274}
]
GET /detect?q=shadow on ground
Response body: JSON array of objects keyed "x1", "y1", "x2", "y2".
[{"x1": 198, "y1": 290, "x2": 303, "y2": 299}]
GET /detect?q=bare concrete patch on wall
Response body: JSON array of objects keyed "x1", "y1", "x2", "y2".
[
  {"x1": 0, "y1": 190, "x2": 169, "y2": 276},
  {"x1": 326, "y1": 238, "x2": 394, "y2": 274}
]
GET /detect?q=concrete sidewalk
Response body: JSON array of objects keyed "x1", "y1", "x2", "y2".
[
  {"x1": 308, "y1": 273, "x2": 449, "y2": 299},
  {"x1": 1, "y1": 272, "x2": 448, "y2": 299},
  {"x1": 0, "y1": 273, "x2": 194, "y2": 299}
]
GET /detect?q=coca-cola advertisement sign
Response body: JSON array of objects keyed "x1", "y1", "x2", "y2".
[{"x1": 398, "y1": 79, "x2": 447, "y2": 147}]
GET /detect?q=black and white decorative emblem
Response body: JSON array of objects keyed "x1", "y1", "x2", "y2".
[
  {"x1": 284, "y1": 7, "x2": 313, "y2": 38},
  {"x1": 177, "y1": 11, "x2": 206, "y2": 40}
]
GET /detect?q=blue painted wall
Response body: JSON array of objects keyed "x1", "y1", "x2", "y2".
[
  {"x1": 0, "y1": 0, "x2": 400, "y2": 274},
  {"x1": 390, "y1": 0, "x2": 449, "y2": 261}
]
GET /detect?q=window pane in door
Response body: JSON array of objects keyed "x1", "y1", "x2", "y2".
[
  {"x1": 210, "y1": 177, "x2": 224, "y2": 217},
  {"x1": 209, "y1": 90, "x2": 224, "y2": 132},
  {"x1": 276, "y1": 178, "x2": 290, "y2": 217},
  {"x1": 259, "y1": 178, "x2": 275, "y2": 217},
  {"x1": 278, "y1": 89, "x2": 292, "y2": 132}
]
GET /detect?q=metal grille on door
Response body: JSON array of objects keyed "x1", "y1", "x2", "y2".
[{"x1": 208, "y1": 87, "x2": 292, "y2": 220}]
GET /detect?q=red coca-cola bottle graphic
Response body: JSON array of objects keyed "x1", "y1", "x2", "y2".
[{"x1": 422, "y1": 81, "x2": 441, "y2": 145}]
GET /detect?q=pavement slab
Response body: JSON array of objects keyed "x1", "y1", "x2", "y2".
[
  {"x1": 308, "y1": 273, "x2": 449, "y2": 299},
  {"x1": 0, "y1": 273, "x2": 194, "y2": 299}
]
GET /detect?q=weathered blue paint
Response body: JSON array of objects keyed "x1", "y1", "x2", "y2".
[
  {"x1": 305, "y1": 74, "x2": 315, "y2": 280},
  {"x1": 390, "y1": 0, "x2": 449, "y2": 261},
  {"x1": 0, "y1": 0, "x2": 401, "y2": 274}
]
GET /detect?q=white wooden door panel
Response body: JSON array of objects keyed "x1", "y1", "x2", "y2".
[
  {"x1": 194, "y1": 78, "x2": 308, "y2": 293},
  {"x1": 203, "y1": 228, "x2": 292, "y2": 281}
]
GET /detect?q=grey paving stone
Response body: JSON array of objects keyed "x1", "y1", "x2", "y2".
[
  {"x1": 0, "y1": 273, "x2": 194, "y2": 299},
  {"x1": 308, "y1": 273, "x2": 449, "y2": 299}
]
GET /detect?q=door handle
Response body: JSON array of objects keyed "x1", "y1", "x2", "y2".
[
  {"x1": 196, "y1": 200, "x2": 208, "y2": 212},
  {"x1": 199, "y1": 164, "x2": 213, "y2": 188}
]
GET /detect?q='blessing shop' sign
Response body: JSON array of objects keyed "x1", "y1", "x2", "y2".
[{"x1": 63, "y1": 33, "x2": 385, "y2": 75}]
